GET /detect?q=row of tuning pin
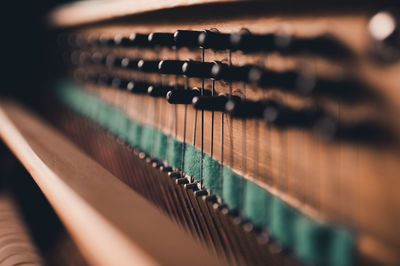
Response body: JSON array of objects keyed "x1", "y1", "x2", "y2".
[
  {"x1": 131, "y1": 148, "x2": 276, "y2": 265},
  {"x1": 64, "y1": 29, "x2": 351, "y2": 58},
  {"x1": 76, "y1": 71, "x2": 384, "y2": 143},
  {"x1": 71, "y1": 51, "x2": 362, "y2": 101}
]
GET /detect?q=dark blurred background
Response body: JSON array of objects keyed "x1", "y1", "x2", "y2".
[
  {"x1": 0, "y1": 2, "x2": 89, "y2": 264},
  {"x1": 0, "y1": 0, "x2": 69, "y2": 99}
]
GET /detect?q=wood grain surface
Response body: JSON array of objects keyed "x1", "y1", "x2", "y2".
[{"x1": 0, "y1": 100, "x2": 226, "y2": 266}]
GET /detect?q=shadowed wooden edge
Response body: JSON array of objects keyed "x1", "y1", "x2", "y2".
[
  {"x1": 48, "y1": 0, "x2": 242, "y2": 28},
  {"x1": 0, "y1": 100, "x2": 225, "y2": 266}
]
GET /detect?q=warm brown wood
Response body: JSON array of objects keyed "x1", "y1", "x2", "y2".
[
  {"x1": 0, "y1": 100, "x2": 226, "y2": 266},
  {"x1": 48, "y1": 0, "x2": 242, "y2": 28},
  {"x1": 49, "y1": 2, "x2": 400, "y2": 264},
  {"x1": 0, "y1": 194, "x2": 43, "y2": 266},
  {"x1": 60, "y1": 10, "x2": 400, "y2": 263}
]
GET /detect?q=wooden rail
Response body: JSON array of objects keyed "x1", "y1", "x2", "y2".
[{"x1": 0, "y1": 100, "x2": 224, "y2": 266}]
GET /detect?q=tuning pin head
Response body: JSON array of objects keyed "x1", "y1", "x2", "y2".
[
  {"x1": 148, "y1": 32, "x2": 175, "y2": 47},
  {"x1": 249, "y1": 67, "x2": 298, "y2": 89},
  {"x1": 174, "y1": 30, "x2": 202, "y2": 48},
  {"x1": 97, "y1": 35, "x2": 115, "y2": 46},
  {"x1": 166, "y1": 88, "x2": 201, "y2": 104},
  {"x1": 211, "y1": 63, "x2": 251, "y2": 82},
  {"x1": 369, "y1": 10, "x2": 400, "y2": 62},
  {"x1": 158, "y1": 60, "x2": 185, "y2": 75},
  {"x1": 198, "y1": 30, "x2": 233, "y2": 50},
  {"x1": 111, "y1": 78, "x2": 129, "y2": 90},
  {"x1": 117, "y1": 33, "x2": 150, "y2": 47},
  {"x1": 127, "y1": 81, "x2": 150, "y2": 94},
  {"x1": 138, "y1": 60, "x2": 160, "y2": 73},
  {"x1": 105, "y1": 55, "x2": 123, "y2": 68},
  {"x1": 264, "y1": 104, "x2": 325, "y2": 129},
  {"x1": 192, "y1": 95, "x2": 230, "y2": 111},
  {"x1": 226, "y1": 98, "x2": 265, "y2": 118},
  {"x1": 230, "y1": 32, "x2": 276, "y2": 52},
  {"x1": 121, "y1": 58, "x2": 139, "y2": 69},
  {"x1": 182, "y1": 61, "x2": 215, "y2": 78},
  {"x1": 83, "y1": 72, "x2": 98, "y2": 83},
  {"x1": 148, "y1": 84, "x2": 176, "y2": 97},
  {"x1": 97, "y1": 74, "x2": 112, "y2": 86},
  {"x1": 91, "y1": 52, "x2": 106, "y2": 65}
]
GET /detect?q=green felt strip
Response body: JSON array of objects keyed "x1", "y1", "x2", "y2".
[
  {"x1": 153, "y1": 129, "x2": 168, "y2": 160},
  {"x1": 295, "y1": 216, "x2": 332, "y2": 265},
  {"x1": 222, "y1": 166, "x2": 243, "y2": 210},
  {"x1": 112, "y1": 109, "x2": 129, "y2": 139},
  {"x1": 203, "y1": 154, "x2": 221, "y2": 194},
  {"x1": 127, "y1": 121, "x2": 142, "y2": 148},
  {"x1": 140, "y1": 125, "x2": 154, "y2": 154},
  {"x1": 183, "y1": 144, "x2": 201, "y2": 180},
  {"x1": 56, "y1": 81, "x2": 356, "y2": 266},
  {"x1": 270, "y1": 197, "x2": 298, "y2": 248},
  {"x1": 243, "y1": 181, "x2": 272, "y2": 228},
  {"x1": 167, "y1": 138, "x2": 183, "y2": 169},
  {"x1": 294, "y1": 216, "x2": 354, "y2": 266},
  {"x1": 329, "y1": 228, "x2": 354, "y2": 266}
]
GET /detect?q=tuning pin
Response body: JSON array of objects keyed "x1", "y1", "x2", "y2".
[
  {"x1": 83, "y1": 72, "x2": 98, "y2": 83},
  {"x1": 226, "y1": 99, "x2": 266, "y2": 118},
  {"x1": 148, "y1": 84, "x2": 183, "y2": 97},
  {"x1": 116, "y1": 33, "x2": 151, "y2": 47},
  {"x1": 174, "y1": 30, "x2": 202, "y2": 48},
  {"x1": 111, "y1": 78, "x2": 130, "y2": 90},
  {"x1": 198, "y1": 30, "x2": 233, "y2": 50},
  {"x1": 248, "y1": 67, "x2": 299, "y2": 90},
  {"x1": 120, "y1": 58, "x2": 140, "y2": 70},
  {"x1": 182, "y1": 61, "x2": 215, "y2": 78},
  {"x1": 368, "y1": 10, "x2": 400, "y2": 62},
  {"x1": 78, "y1": 52, "x2": 91, "y2": 65},
  {"x1": 86, "y1": 34, "x2": 99, "y2": 46},
  {"x1": 148, "y1": 32, "x2": 175, "y2": 47},
  {"x1": 138, "y1": 60, "x2": 161, "y2": 73},
  {"x1": 69, "y1": 51, "x2": 81, "y2": 66},
  {"x1": 106, "y1": 55, "x2": 123, "y2": 67},
  {"x1": 97, "y1": 74, "x2": 112, "y2": 86},
  {"x1": 127, "y1": 81, "x2": 151, "y2": 94},
  {"x1": 314, "y1": 117, "x2": 387, "y2": 143},
  {"x1": 264, "y1": 103, "x2": 325, "y2": 129},
  {"x1": 91, "y1": 52, "x2": 106, "y2": 65},
  {"x1": 192, "y1": 94, "x2": 241, "y2": 111},
  {"x1": 275, "y1": 34, "x2": 351, "y2": 58},
  {"x1": 166, "y1": 88, "x2": 201, "y2": 104},
  {"x1": 158, "y1": 60, "x2": 186, "y2": 75},
  {"x1": 294, "y1": 71, "x2": 362, "y2": 101},
  {"x1": 66, "y1": 34, "x2": 77, "y2": 47},
  {"x1": 72, "y1": 34, "x2": 87, "y2": 47},
  {"x1": 160, "y1": 165, "x2": 173, "y2": 172},
  {"x1": 98, "y1": 35, "x2": 115, "y2": 46},
  {"x1": 230, "y1": 32, "x2": 276, "y2": 52},
  {"x1": 211, "y1": 63, "x2": 252, "y2": 82}
]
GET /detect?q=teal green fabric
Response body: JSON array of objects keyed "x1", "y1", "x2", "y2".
[
  {"x1": 127, "y1": 121, "x2": 142, "y2": 147},
  {"x1": 183, "y1": 144, "x2": 201, "y2": 180},
  {"x1": 111, "y1": 109, "x2": 129, "y2": 139},
  {"x1": 243, "y1": 181, "x2": 272, "y2": 228},
  {"x1": 295, "y1": 216, "x2": 332, "y2": 265},
  {"x1": 140, "y1": 125, "x2": 154, "y2": 154},
  {"x1": 153, "y1": 129, "x2": 168, "y2": 160},
  {"x1": 270, "y1": 197, "x2": 298, "y2": 248},
  {"x1": 222, "y1": 166, "x2": 243, "y2": 210},
  {"x1": 56, "y1": 80, "x2": 356, "y2": 266},
  {"x1": 329, "y1": 228, "x2": 354, "y2": 266},
  {"x1": 203, "y1": 154, "x2": 220, "y2": 194},
  {"x1": 167, "y1": 138, "x2": 183, "y2": 169},
  {"x1": 294, "y1": 216, "x2": 354, "y2": 266}
]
